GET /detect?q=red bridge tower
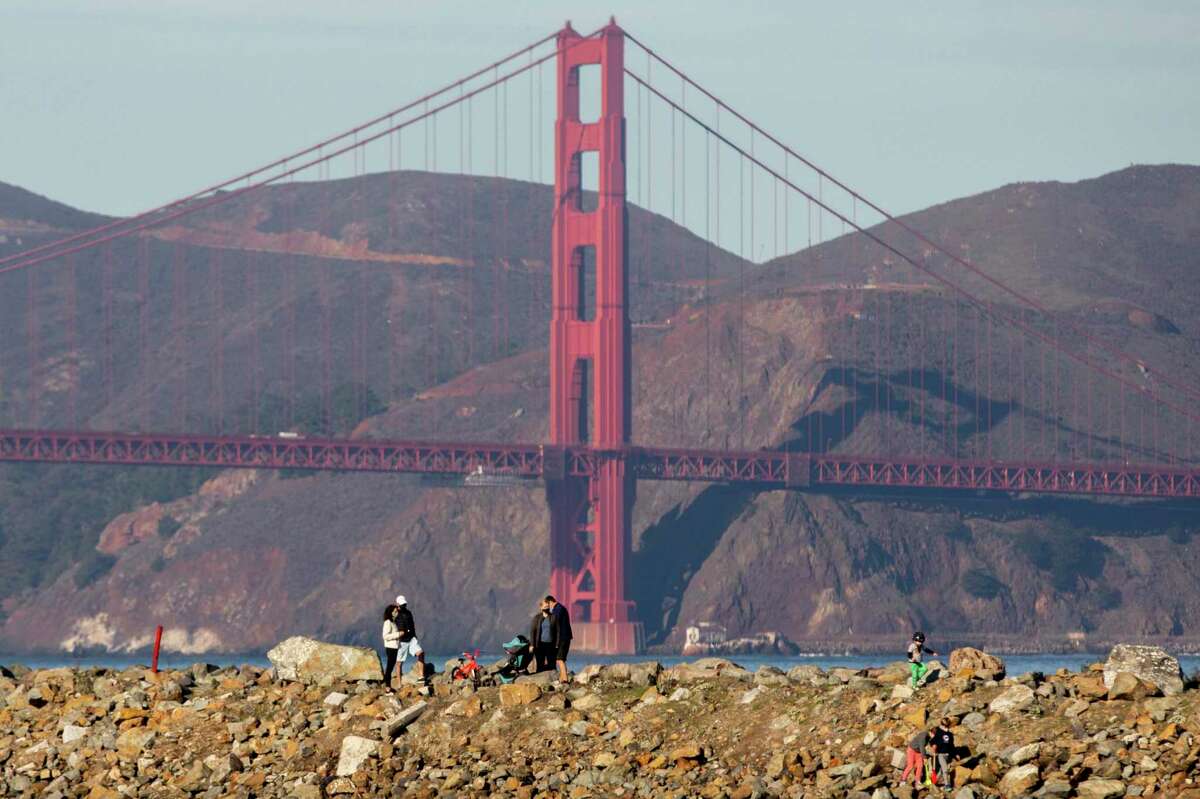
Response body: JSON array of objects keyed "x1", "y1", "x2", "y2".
[{"x1": 546, "y1": 21, "x2": 641, "y2": 654}]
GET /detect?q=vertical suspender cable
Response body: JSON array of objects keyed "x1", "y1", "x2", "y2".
[
  {"x1": 705, "y1": 130, "x2": 712, "y2": 443},
  {"x1": 138, "y1": 237, "x2": 150, "y2": 429},
  {"x1": 738, "y1": 153, "x2": 745, "y2": 449},
  {"x1": 26, "y1": 269, "x2": 38, "y2": 427},
  {"x1": 66, "y1": 254, "x2": 78, "y2": 428},
  {"x1": 103, "y1": 243, "x2": 114, "y2": 414},
  {"x1": 172, "y1": 243, "x2": 187, "y2": 429}
]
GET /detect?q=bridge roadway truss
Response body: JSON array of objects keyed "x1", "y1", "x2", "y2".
[{"x1": 2, "y1": 429, "x2": 1197, "y2": 500}]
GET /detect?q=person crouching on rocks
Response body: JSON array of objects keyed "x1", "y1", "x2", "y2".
[
  {"x1": 901, "y1": 727, "x2": 932, "y2": 787},
  {"x1": 382, "y1": 603, "x2": 401, "y2": 692},
  {"x1": 930, "y1": 716, "x2": 956, "y2": 788},
  {"x1": 907, "y1": 631, "x2": 937, "y2": 689},
  {"x1": 394, "y1": 595, "x2": 428, "y2": 685}
]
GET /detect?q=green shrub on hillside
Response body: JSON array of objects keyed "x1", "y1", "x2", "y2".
[
  {"x1": 157, "y1": 516, "x2": 183, "y2": 538},
  {"x1": 73, "y1": 551, "x2": 117, "y2": 589},
  {"x1": 961, "y1": 568, "x2": 1006, "y2": 600}
]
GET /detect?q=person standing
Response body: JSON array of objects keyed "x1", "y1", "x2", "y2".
[
  {"x1": 529, "y1": 601, "x2": 557, "y2": 674},
  {"x1": 546, "y1": 595, "x2": 572, "y2": 683},
  {"x1": 394, "y1": 595, "x2": 427, "y2": 684},
  {"x1": 381, "y1": 604, "x2": 401, "y2": 692},
  {"x1": 907, "y1": 631, "x2": 937, "y2": 688}
]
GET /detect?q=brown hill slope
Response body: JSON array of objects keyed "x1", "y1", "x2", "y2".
[
  {"x1": 1, "y1": 165, "x2": 1199, "y2": 655},
  {"x1": 0, "y1": 171, "x2": 747, "y2": 622},
  {"x1": 756, "y1": 164, "x2": 1200, "y2": 335}
]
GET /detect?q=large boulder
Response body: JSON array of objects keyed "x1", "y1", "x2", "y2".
[
  {"x1": 998, "y1": 763, "x2": 1040, "y2": 796},
  {"x1": 335, "y1": 736, "x2": 378, "y2": 776},
  {"x1": 988, "y1": 684, "x2": 1035, "y2": 715},
  {"x1": 499, "y1": 682, "x2": 542, "y2": 706},
  {"x1": 949, "y1": 647, "x2": 1006, "y2": 679},
  {"x1": 1102, "y1": 645, "x2": 1183, "y2": 696},
  {"x1": 267, "y1": 636, "x2": 383, "y2": 684}
]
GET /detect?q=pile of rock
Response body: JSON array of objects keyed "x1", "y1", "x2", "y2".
[{"x1": 0, "y1": 639, "x2": 1196, "y2": 798}]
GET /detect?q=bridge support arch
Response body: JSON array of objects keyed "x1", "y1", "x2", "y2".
[{"x1": 547, "y1": 20, "x2": 642, "y2": 654}]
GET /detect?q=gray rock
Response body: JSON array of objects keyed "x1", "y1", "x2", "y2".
[
  {"x1": 629, "y1": 661, "x2": 661, "y2": 686},
  {"x1": 1009, "y1": 741, "x2": 1040, "y2": 765},
  {"x1": 961, "y1": 711, "x2": 986, "y2": 728},
  {"x1": 998, "y1": 763, "x2": 1040, "y2": 796},
  {"x1": 754, "y1": 665, "x2": 789, "y2": 686},
  {"x1": 1039, "y1": 779, "x2": 1072, "y2": 796},
  {"x1": 323, "y1": 692, "x2": 349, "y2": 707},
  {"x1": 92, "y1": 677, "x2": 119, "y2": 699},
  {"x1": 828, "y1": 761, "x2": 863, "y2": 779},
  {"x1": 61, "y1": 725, "x2": 88, "y2": 744},
  {"x1": 515, "y1": 670, "x2": 556, "y2": 687},
  {"x1": 267, "y1": 636, "x2": 383, "y2": 683},
  {"x1": 572, "y1": 693, "x2": 603, "y2": 710},
  {"x1": 1076, "y1": 778, "x2": 1125, "y2": 799},
  {"x1": 828, "y1": 667, "x2": 861, "y2": 684},
  {"x1": 176, "y1": 759, "x2": 211, "y2": 792},
  {"x1": 1103, "y1": 645, "x2": 1183, "y2": 696},
  {"x1": 335, "y1": 735, "x2": 379, "y2": 777},
  {"x1": 157, "y1": 680, "x2": 184, "y2": 702},
  {"x1": 573, "y1": 664, "x2": 605, "y2": 685},
  {"x1": 786, "y1": 664, "x2": 824, "y2": 684},
  {"x1": 988, "y1": 684, "x2": 1035, "y2": 714},
  {"x1": 383, "y1": 701, "x2": 427, "y2": 738}
]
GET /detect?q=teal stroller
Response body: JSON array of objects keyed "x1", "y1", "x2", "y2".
[{"x1": 496, "y1": 634, "x2": 533, "y2": 683}]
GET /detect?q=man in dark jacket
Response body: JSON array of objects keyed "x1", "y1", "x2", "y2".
[
  {"x1": 394, "y1": 595, "x2": 427, "y2": 684},
  {"x1": 529, "y1": 604, "x2": 556, "y2": 674},
  {"x1": 528, "y1": 595, "x2": 572, "y2": 681}
]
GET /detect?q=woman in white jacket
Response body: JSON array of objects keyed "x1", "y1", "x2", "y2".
[{"x1": 382, "y1": 604, "x2": 401, "y2": 691}]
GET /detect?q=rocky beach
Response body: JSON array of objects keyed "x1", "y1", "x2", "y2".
[{"x1": 1, "y1": 640, "x2": 1197, "y2": 798}]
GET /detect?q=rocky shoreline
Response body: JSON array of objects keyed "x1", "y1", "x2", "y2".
[{"x1": 2, "y1": 642, "x2": 1198, "y2": 798}]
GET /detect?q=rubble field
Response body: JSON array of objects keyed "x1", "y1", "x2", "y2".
[{"x1": 2, "y1": 643, "x2": 1198, "y2": 798}]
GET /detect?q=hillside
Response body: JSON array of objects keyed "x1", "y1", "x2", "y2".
[
  {"x1": 1, "y1": 165, "x2": 1199, "y2": 655},
  {"x1": 0, "y1": 172, "x2": 748, "y2": 628}
]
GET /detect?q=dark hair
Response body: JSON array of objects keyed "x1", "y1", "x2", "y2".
[
  {"x1": 382, "y1": 604, "x2": 397, "y2": 621},
  {"x1": 544, "y1": 595, "x2": 556, "y2": 603}
]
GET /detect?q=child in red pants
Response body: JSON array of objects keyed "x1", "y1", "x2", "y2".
[{"x1": 902, "y1": 729, "x2": 931, "y2": 786}]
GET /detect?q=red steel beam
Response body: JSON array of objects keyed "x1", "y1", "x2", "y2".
[
  {"x1": 0, "y1": 429, "x2": 554, "y2": 479},
  {"x1": 632, "y1": 446, "x2": 1200, "y2": 500},
  {"x1": 1, "y1": 429, "x2": 1197, "y2": 500}
]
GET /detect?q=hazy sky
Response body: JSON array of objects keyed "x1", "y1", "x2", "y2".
[{"x1": 3, "y1": 1, "x2": 1197, "y2": 219}]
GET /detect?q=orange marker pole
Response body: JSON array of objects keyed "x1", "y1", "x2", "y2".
[{"x1": 151, "y1": 625, "x2": 163, "y2": 674}]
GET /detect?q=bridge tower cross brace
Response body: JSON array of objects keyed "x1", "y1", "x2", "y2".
[{"x1": 546, "y1": 21, "x2": 641, "y2": 654}]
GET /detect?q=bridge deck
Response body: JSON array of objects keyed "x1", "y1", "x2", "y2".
[{"x1": 1, "y1": 429, "x2": 1195, "y2": 500}]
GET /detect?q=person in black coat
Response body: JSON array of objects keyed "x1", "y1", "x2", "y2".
[
  {"x1": 529, "y1": 605, "x2": 555, "y2": 674},
  {"x1": 528, "y1": 594, "x2": 573, "y2": 681}
]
